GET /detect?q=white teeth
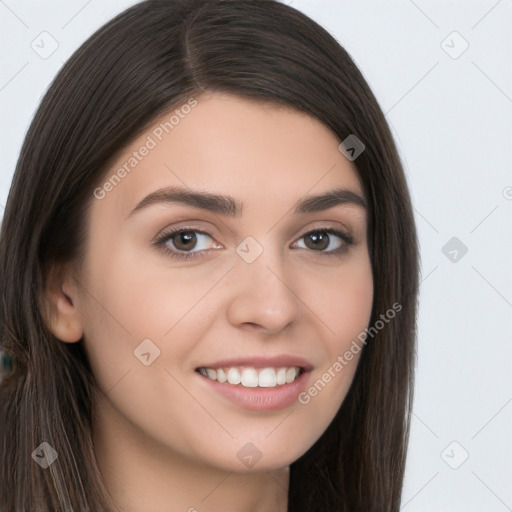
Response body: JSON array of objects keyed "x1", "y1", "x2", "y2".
[
  {"x1": 285, "y1": 367, "x2": 297, "y2": 384},
  {"x1": 227, "y1": 368, "x2": 241, "y2": 385},
  {"x1": 241, "y1": 368, "x2": 259, "y2": 387},
  {"x1": 258, "y1": 367, "x2": 277, "y2": 387},
  {"x1": 206, "y1": 368, "x2": 217, "y2": 380},
  {"x1": 199, "y1": 366, "x2": 301, "y2": 388}
]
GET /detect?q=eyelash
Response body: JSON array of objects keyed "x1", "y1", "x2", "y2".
[{"x1": 153, "y1": 227, "x2": 354, "y2": 261}]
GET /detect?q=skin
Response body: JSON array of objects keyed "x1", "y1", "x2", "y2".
[{"x1": 45, "y1": 92, "x2": 373, "y2": 512}]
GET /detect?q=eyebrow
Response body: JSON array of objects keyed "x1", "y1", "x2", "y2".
[{"x1": 126, "y1": 185, "x2": 366, "y2": 219}]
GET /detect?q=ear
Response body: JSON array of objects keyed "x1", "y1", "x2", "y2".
[{"x1": 43, "y1": 263, "x2": 84, "y2": 343}]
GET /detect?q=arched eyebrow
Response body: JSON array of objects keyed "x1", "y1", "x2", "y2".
[{"x1": 126, "y1": 185, "x2": 366, "y2": 220}]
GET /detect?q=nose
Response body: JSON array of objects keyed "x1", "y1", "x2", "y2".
[{"x1": 225, "y1": 246, "x2": 302, "y2": 335}]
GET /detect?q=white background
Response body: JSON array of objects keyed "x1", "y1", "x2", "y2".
[{"x1": 1, "y1": 1, "x2": 511, "y2": 510}]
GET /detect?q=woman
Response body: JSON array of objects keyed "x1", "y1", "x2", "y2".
[{"x1": 0, "y1": 0, "x2": 419, "y2": 510}]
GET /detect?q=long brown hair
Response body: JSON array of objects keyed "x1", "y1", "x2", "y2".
[{"x1": 0, "y1": 1, "x2": 419, "y2": 510}]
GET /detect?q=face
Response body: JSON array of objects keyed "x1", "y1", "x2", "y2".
[{"x1": 72, "y1": 92, "x2": 373, "y2": 473}]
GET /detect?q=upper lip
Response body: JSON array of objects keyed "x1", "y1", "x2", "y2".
[{"x1": 196, "y1": 355, "x2": 314, "y2": 372}]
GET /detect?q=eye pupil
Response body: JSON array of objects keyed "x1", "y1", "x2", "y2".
[
  {"x1": 304, "y1": 231, "x2": 329, "y2": 251},
  {"x1": 173, "y1": 230, "x2": 197, "y2": 251}
]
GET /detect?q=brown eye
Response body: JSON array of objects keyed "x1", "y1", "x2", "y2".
[
  {"x1": 303, "y1": 231, "x2": 330, "y2": 251},
  {"x1": 171, "y1": 230, "x2": 198, "y2": 251},
  {"x1": 294, "y1": 228, "x2": 353, "y2": 255},
  {"x1": 153, "y1": 228, "x2": 221, "y2": 261}
]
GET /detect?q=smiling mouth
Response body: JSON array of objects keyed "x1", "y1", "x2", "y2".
[{"x1": 195, "y1": 366, "x2": 305, "y2": 388}]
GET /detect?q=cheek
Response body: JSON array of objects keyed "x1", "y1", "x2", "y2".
[
  {"x1": 302, "y1": 255, "x2": 374, "y2": 343},
  {"x1": 79, "y1": 245, "x2": 227, "y2": 393},
  {"x1": 295, "y1": 255, "x2": 373, "y2": 411},
  {"x1": 84, "y1": 239, "x2": 221, "y2": 339}
]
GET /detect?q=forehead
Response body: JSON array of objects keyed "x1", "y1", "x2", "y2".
[{"x1": 94, "y1": 92, "x2": 364, "y2": 219}]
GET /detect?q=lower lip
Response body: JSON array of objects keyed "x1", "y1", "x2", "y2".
[{"x1": 197, "y1": 370, "x2": 310, "y2": 411}]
